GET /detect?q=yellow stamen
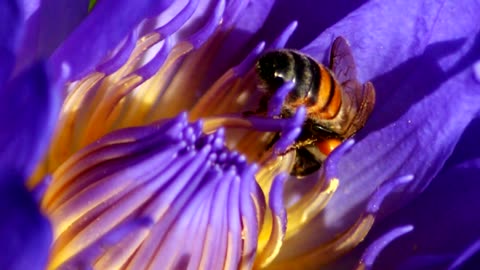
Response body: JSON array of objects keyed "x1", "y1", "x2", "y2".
[
  {"x1": 255, "y1": 152, "x2": 295, "y2": 190},
  {"x1": 190, "y1": 69, "x2": 257, "y2": 119},
  {"x1": 285, "y1": 177, "x2": 339, "y2": 239},
  {"x1": 255, "y1": 208, "x2": 286, "y2": 268},
  {"x1": 127, "y1": 41, "x2": 193, "y2": 124},
  {"x1": 266, "y1": 215, "x2": 375, "y2": 270}
]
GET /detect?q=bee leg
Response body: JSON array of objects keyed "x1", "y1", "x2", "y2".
[
  {"x1": 291, "y1": 147, "x2": 322, "y2": 177},
  {"x1": 265, "y1": 132, "x2": 281, "y2": 151}
]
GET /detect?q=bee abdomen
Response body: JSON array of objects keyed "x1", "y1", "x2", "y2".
[
  {"x1": 307, "y1": 66, "x2": 342, "y2": 118},
  {"x1": 289, "y1": 51, "x2": 320, "y2": 104},
  {"x1": 256, "y1": 50, "x2": 343, "y2": 119},
  {"x1": 282, "y1": 52, "x2": 342, "y2": 118}
]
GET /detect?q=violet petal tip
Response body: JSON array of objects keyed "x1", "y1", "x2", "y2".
[
  {"x1": 448, "y1": 238, "x2": 480, "y2": 270},
  {"x1": 360, "y1": 225, "x2": 414, "y2": 268},
  {"x1": 474, "y1": 60, "x2": 480, "y2": 83},
  {"x1": 366, "y1": 175, "x2": 414, "y2": 214}
]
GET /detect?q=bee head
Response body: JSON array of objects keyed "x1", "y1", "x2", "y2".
[{"x1": 255, "y1": 50, "x2": 295, "y2": 91}]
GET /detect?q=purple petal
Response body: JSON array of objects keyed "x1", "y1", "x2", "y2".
[
  {"x1": 15, "y1": 0, "x2": 90, "y2": 74},
  {"x1": 187, "y1": 0, "x2": 225, "y2": 49},
  {"x1": 201, "y1": 0, "x2": 275, "y2": 84},
  {"x1": 448, "y1": 238, "x2": 480, "y2": 270},
  {"x1": 363, "y1": 159, "x2": 480, "y2": 270},
  {"x1": 358, "y1": 225, "x2": 413, "y2": 269},
  {"x1": 153, "y1": 0, "x2": 199, "y2": 37},
  {"x1": 96, "y1": 32, "x2": 138, "y2": 74},
  {"x1": 59, "y1": 217, "x2": 154, "y2": 268},
  {"x1": 0, "y1": 61, "x2": 60, "y2": 181},
  {"x1": 49, "y1": 0, "x2": 174, "y2": 81},
  {"x1": 366, "y1": 175, "x2": 414, "y2": 214},
  {"x1": 0, "y1": 0, "x2": 23, "y2": 84},
  {"x1": 302, "y1": 0, "x2": 478, "y2": 81},
  {"x1": 474, "y1": 60, "x2": 480, "y2": 82},
  {"x1": 31, "y1": 174, "x2": 52, "y2": 203},
  {"x1": 0, "y1": 173, "x2": 52, "y2": 270},
  {"x1": 257, "y1": 0, "x2": 366, "y2": 49},
  {"x1": 134, "y1": 36, "x2": 173, "y2": 79},
  {"x1": 445, "y1": 118, "x2": 480, "y2": 168},
  {"x1": 267, "y1": 81, "x2": 295, "y2": 117},
  {"x1": 268, "y1": 21, "x2": 298, "y2": 50},
  {"x1": 233, "y1": 41, "x2": 265, "y2": 76},
  {"x1": 309, "y1": 0, "x2": 480, "y2": 236}
]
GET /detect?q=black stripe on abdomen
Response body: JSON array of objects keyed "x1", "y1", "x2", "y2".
[
  {"x1": 306, "y1": 56, "x2": 321, "y2": 106},
  {"x1": 291, "y1": 52, "x2": 315, "y2": 102}
]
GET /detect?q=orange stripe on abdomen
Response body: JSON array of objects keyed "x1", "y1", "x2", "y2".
[{"x1": 306, "y1": 66, "x2": 342, "y2": 119}]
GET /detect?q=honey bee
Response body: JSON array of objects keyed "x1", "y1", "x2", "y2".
[{"x1": 255, "y1": 37, "x2": 375, "y2": 176}]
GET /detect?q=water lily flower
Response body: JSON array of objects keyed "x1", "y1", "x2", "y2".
[{"x1": 1, "y1": 0, "x2": 480, "y2": 270}]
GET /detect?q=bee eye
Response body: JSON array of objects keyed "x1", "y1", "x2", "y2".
[{"x1": 310, "y1": 124, "x2": 337, "y2": 138}]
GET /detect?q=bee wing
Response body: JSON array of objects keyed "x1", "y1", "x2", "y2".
[
  {"x1": 343, "y1": 80, "x2": 376, "y2": 137},
  {"x1": 330, "y1": 36, "x2": 358, "y2": 84}
]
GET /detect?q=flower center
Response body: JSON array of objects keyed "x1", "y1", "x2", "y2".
[{"x1": 32, "y1": 1, "x2": 409, "y2": 269}]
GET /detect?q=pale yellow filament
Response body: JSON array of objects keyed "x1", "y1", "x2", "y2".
[
  {"x1": 255, "y1": 208, "x2": 286, "y2": 268},
  {"x1": 265, "y1": 215, "x2": 375, "y2": 270},
  {"x1": 285, "y1": 177, "x2": 340, "y2": 240}
]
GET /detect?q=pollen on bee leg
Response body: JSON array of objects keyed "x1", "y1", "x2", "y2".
[{"x1": 266, "y1": 175, "x2": 414, "y2": 270}]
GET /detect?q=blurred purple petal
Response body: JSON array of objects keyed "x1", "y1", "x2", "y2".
[
  {"x1": 268, "y1": 20, "x2": 297, "y2": 50},
  {"x1": 187, "y1": 0, "x2": 225, "y2": 48},
  {"x1": 302, "y1": 0, "x2": 479, "y2": 81},
  {"x1": 0, "y1": 0, "x2": 23, "y2": 53},
  {"x1": 0, "y1": 62, "x2": 60, "y2": 181},
  {"x1": 364, "y1": 159, "x2": 480, "y2": 269},
  {"x1": 475, "y1": 60, "x2": 480, "y2": 82},
  {"x1": 445, "y1": 118, "x2": 480, "y2": 168},
  {"x1": 15, "y1": 0, "x2": 90, "y2": 74},
  {"x1": 0, "y1": 0, "x2": 23, "y2": 85},
  {"x1": 96, "y1": 32, "x2": 138, "y2": 74},
  {"x1": 0, "y1": 172, "x2": 51, "y2": 270},
  {"x1": 203, "y1": 0, "x2": 276, "y2": 84},
  {"x1": 303, "y1": 0, "x2": 480, "y2": 236},
  {"x1": 258, "y1": 0, "x2": 366, "y2": 49},
  {"x1": 448, "y1": 238, "x2": 480, "y2": 270},
  {"x1": 49, "y1": 0, "x2": 173, "y2": 81},
  {"x1": 358, "y1": 225, "x2": 413, "y2": 269}
]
